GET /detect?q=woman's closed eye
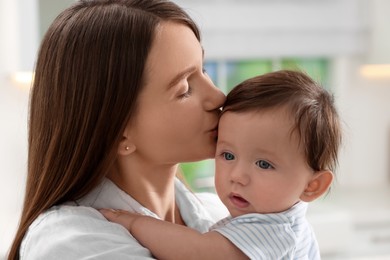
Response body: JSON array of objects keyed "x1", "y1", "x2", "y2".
[
  {"x1": 179, "y1": 85, "x2": 192, "y2": 99},
  {"x1": 256, "y1": 160, "x2": 274, "y2": 169},
  {"x1": 179, "y1": 67, "x2": 209, "y2": 99}
]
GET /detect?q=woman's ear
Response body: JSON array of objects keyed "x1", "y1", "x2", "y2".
[
  {"x1": 118, "y1": 123, "x2": 137, "y2": 156},
  {"x1": 118, "y1": 142, "x2": 136, "y2": 156},
  {"x1": 117, "y1": 133, "x2": 136, "y2": 156},
  {"x1": 300, "y1": 170, "x2": 334, "y2": 202}
]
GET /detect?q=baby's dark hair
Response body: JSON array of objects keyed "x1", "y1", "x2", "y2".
[{"x1": 223, "y1": 70, "x2": 342, "y2": 172}]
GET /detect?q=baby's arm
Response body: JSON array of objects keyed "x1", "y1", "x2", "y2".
[{"x1": 100, "y1": 209, "x2": 247, "y2": 260}]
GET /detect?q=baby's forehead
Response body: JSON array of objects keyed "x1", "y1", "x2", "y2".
[
  {"x1": 219, "y1": 108, "x2": 297, "y2": 135},
  {"x1": 220, "y1": 107, "x2": 305, "y2": 143},
  {"x1": 221, "y1": 105, "x2": 294, "y2": 120},
  {"x1": 217, "y1": 107, "x2": 309, "y2": 161}
]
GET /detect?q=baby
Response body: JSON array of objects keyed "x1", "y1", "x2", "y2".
[{"x1": 101, "y1": 70, "x2": 342, "y2": 259}]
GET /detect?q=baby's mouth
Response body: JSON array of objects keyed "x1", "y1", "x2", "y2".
[{"x1": 229, "y1": 193, "x2": 250, "y2": 208}]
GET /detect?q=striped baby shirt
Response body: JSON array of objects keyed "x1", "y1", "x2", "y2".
[{"x1": 210, "y1": 201, "x2": 320, "y2": 260}]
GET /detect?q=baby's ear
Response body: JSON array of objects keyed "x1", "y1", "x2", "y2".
[{"x1": 300, "y1": 171, "x2": 333, "y2": 202}]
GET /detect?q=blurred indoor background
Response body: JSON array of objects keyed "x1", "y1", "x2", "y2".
[{"x1": 1, "y1": 0, "x2": 390, "y2": 259}]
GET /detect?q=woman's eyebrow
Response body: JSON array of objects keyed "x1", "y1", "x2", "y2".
[{"x1": 168, "y1": 66, "x2": 197, "y2": 88}]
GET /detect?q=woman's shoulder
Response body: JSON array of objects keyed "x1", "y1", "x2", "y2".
[
  {"x1": 20, "y1": 205, "x2": 153, "y2": 259},
  {"x1": 23, "y1": 205, "x2": 112, "y2": 241},
  {"x1": 27, "y1": 205, "x2": 105, "y2": 230}
]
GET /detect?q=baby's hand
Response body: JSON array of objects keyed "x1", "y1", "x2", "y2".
[{"x1": 100, "y1": 209, "x2": 141, "y2": 231}]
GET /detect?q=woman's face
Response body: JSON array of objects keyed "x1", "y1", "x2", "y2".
[{"x1": 127, "y1": 22, "x2": 225, "y2": 165}]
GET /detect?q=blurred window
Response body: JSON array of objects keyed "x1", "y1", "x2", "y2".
[{"x1": 204, "y1": 58, "x2": 330, "y2": 94}]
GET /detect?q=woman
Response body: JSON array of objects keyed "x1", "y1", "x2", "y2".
[{"x1": 8, "y1": 0, "x2": 226, "y2": 259}]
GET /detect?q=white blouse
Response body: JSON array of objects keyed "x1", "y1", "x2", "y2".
[{"x1": 20, "y1": 178, "x2": 228, "y2": 259}]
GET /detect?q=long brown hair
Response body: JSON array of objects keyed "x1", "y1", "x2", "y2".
[
  {"x1": 223, "y1": 70, "x2": 342, "y2": 173},
  {"x1": 8, "y1": 0, "x2": 200, "y2": 259}
]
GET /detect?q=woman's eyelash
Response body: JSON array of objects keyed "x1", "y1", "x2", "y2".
[
  {"x1": 179, "y1": 86, "x2": 192, "y2": 98},
  {"x1": 179, "y1": 68, "x2": 207, "y2": 99}
]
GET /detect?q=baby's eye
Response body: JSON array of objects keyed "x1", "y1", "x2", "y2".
[
  {"x1": 256, "y1": 160, "x2": 273, "y2": 169},
  {"x1": 222, "y1": 152, "x2": 235, "y2": 161}
]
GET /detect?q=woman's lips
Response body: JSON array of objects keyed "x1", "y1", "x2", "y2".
[
  {"x1": 211, "y1": 129, "x2": 218, "y2": 138},
  {"x1": 208, "y1": 126, "x2": 218, "y2": 140},
  {"x1": 229, "y1": 193, "x2": 250, "y2": 208}
]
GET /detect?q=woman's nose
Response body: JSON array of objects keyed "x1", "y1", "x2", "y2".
[{"x1": 204, "y1": 82, "x2": 226, "y2": 111}]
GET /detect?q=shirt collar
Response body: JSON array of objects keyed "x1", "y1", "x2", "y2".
[{"x1": 75, "y1": 177, "x2": 214, "y2": 232}]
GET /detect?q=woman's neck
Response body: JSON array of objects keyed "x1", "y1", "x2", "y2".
[{"x1": 108, "y1": 159, "x2": 184, "y2": 224}]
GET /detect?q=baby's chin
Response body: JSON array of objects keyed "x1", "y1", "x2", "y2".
[{"x1": 226, "y1": 207, "x2": 255, "y2": 218}]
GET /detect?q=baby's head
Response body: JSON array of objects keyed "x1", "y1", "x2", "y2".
[
  {"x1": 215, "y1": 70, "x2": 342, "y2": 216},
  {"x1": 224, "y1": 70, "x2": 341, "y2": 172}
]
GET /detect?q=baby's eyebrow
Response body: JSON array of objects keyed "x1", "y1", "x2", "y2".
[{"x1": 216, "y1": 140, "x2": 233, "y2": 148}]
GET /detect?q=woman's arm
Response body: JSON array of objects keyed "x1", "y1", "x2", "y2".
[{"x1": 100, "y1": 209, "x2": 247, "y2": 260}]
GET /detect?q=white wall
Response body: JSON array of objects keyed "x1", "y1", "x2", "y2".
[
  {"x1": 334, "y1": 57, "x2": 390, "y2": 188},
  {"x1": 177, "y1": 0, "x2": 369, "y2": 59},
  {"x1": 0, "y1": 0, "x2": 38, "y2": 257}
]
